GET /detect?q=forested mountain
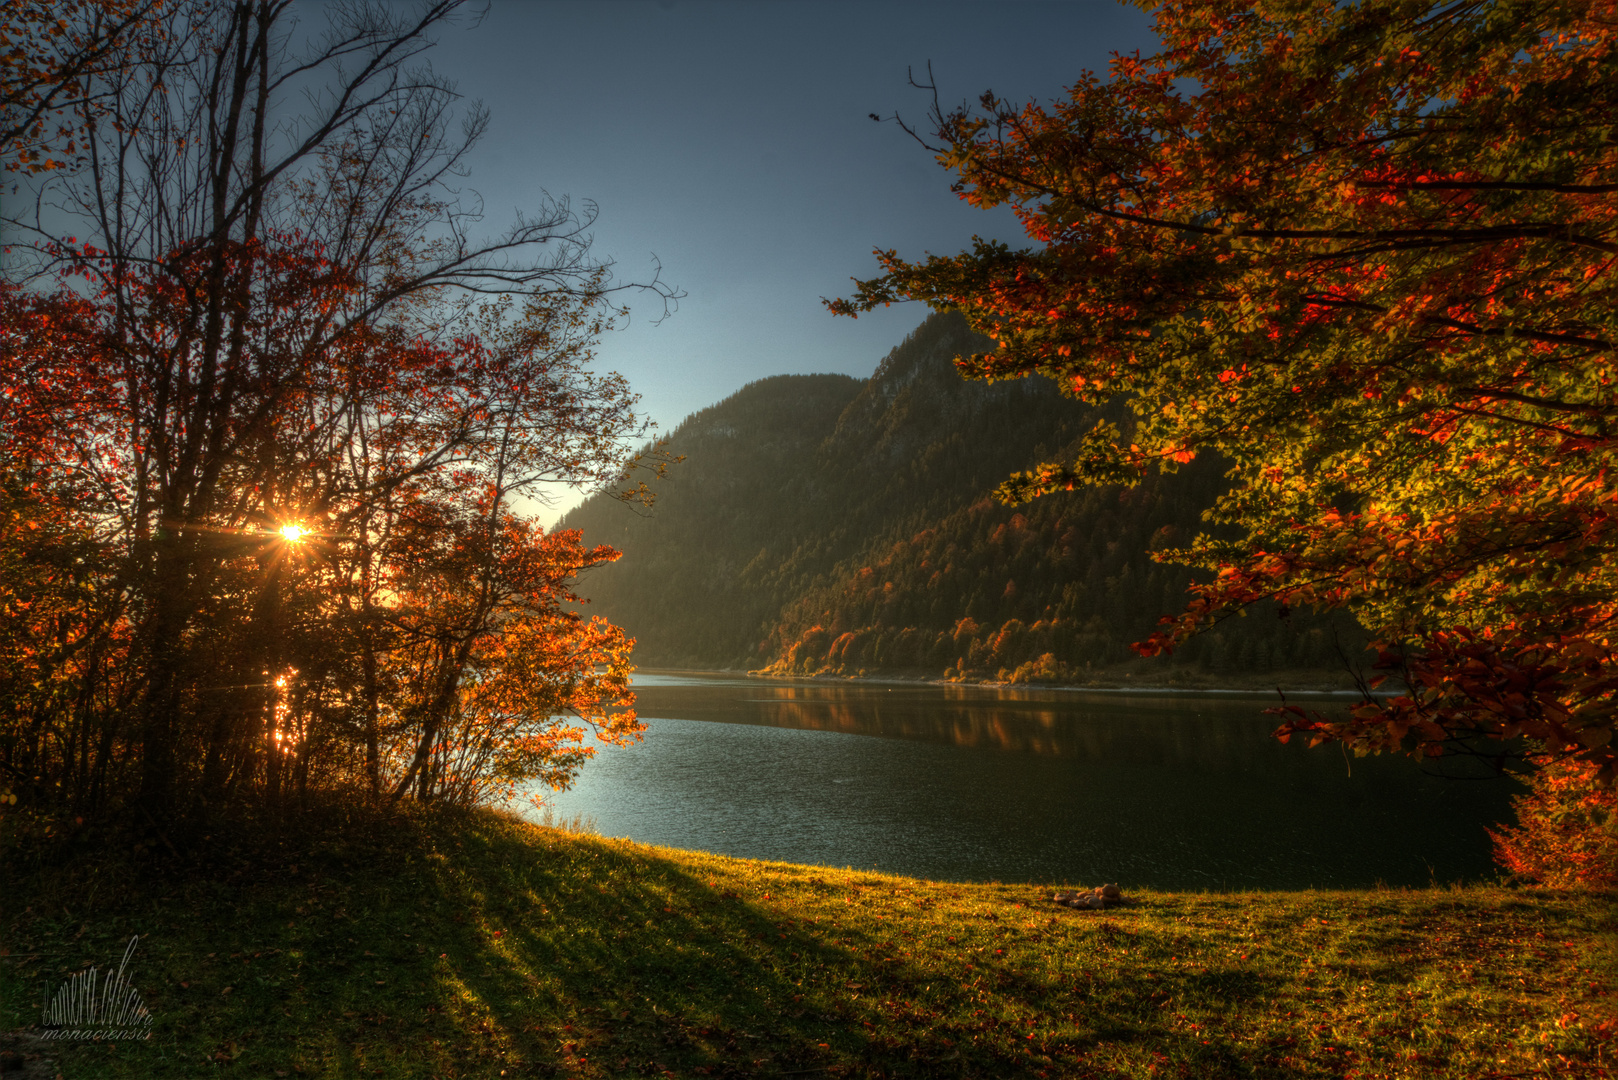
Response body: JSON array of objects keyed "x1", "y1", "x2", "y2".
[
  {"x1": 562, "y1": 313, "x2": 1362, "y2": 683},
  {"x1": 559, "y1": 370, "x2": 865, "y2": 665}
]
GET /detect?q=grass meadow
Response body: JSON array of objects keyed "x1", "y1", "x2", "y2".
[{"x1": 2, "y1": 804, "x2": 1613, "y2": 1079}]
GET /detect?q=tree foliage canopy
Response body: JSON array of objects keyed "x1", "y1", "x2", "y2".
[
  {"x1": 833, "y1": 0, "x2": 1618, "y2": 780},
  {"x1": 0, "y1": 0, "x2": 656, "y2": 833}
]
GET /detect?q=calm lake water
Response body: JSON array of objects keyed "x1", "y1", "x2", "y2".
[{"x1": 524, "y1": 672, "x2": 1518, "y2": 890}]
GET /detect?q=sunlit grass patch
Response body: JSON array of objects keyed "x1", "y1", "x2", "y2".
[{"x1": 2, "y1": 805, "x2": 1612, "y2": 1078}]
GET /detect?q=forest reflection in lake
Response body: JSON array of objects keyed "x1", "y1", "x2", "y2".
[{"x1": 525, "y1": 672, "x2": 1517, "y2": 890}]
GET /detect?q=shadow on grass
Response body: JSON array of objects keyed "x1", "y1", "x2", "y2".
[
  {"x1": 7, "y1": 805, "x2": 1602, "y2": 1080},
  {"x1": 415, "y1": 812, "x2": 874, "y2": 1076},
  {"x1": 7, "y1": 805, "x2": 927, "y2": 1077}
]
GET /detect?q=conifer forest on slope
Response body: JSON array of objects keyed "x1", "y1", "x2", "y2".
[{"x1": 562, "y1": 312, "x2": 1365, "y2": 685}]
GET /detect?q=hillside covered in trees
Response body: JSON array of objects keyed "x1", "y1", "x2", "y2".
[{"x1": 562, "y1": 313, "x2": 1363, "y2": 684}]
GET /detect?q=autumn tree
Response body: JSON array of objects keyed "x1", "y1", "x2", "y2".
[
  {"x1": 0, "y1": 0, "x2": 161, "y2": 175},
  {"x1": 0, "y1": 0, "x2": 665, "y2": 833},
  {"x1": 1488, "y1": 758, "x2": 1618, "y2": 887},
  {"x1": 323, "y1": 289, "x2": 648, "y2": 805},
  {"x1": 835, "y1": 0, "x2": 1618, "y2": 783},
  {"x1": 0, "y1": 3, "x2": 169, "y2": 817}
]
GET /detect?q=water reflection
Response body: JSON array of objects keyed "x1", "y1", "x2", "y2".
[
  {"x1": 635, "y1": 679, "x2": 1410, "y2": 770},
  {"x1": 531, "y1": 673, "x2": 1516, "y2": 890}
]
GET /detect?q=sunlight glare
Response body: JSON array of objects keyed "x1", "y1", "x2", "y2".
[{"x1": 279, "y1": 524, "x2": 308, "y2": 542}]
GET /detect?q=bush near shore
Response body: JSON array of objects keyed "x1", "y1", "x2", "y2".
[{"x1": 2, "y1": 805, "x2": 1613, "y2": 1079}]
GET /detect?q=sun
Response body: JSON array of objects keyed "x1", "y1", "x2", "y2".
[{"x1": 279, "y1": 524, "x2": 309, "y2": 543}]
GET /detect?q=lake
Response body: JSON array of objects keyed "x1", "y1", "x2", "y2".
[{"x1": 523, "y1": 671, "x2": 1519, "y2": 890}]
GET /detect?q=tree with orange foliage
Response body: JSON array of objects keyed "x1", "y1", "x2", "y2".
[
  {"x1": 384, "y1": 512, "x2": 639, "y2": 808},
  {"x1": 836, "y1": 0, "x2": 1618, "y2": 787},
  {"x1": 0, "y1": 1, "x2": 664, "y2": 832},
  {"x1": 1489, "y1": 760, "x2": 1618, "y2": 887},
  {"x1": 0, "y1": 0, "x2": 160, "y2": 174}
]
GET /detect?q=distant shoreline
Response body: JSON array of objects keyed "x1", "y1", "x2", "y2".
[{"x1": 635, "y1": 665, "x2": 1374, "y2": 698}]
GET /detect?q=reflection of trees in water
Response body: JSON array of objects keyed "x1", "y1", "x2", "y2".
[
  {"x1": 757, "y1": 698, "x2": 1076, "y2": 756},
  {"x1": 639, "y1": 684, "x2": 1326, "y2": 771}
]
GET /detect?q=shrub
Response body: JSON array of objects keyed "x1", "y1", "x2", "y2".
[
  {"x1": 1005, "y1": 653, "x2": 1073, "y2": 685},
  {"x1": 1489, "y1": 760, "x2": 1618, "y2": 889}
]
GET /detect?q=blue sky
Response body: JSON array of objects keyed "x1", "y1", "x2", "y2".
[{"x1": 419, "y1": 1, "x2": 1160, "y2": 512}]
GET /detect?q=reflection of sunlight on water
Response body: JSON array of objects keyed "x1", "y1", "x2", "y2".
[{"x1": 533, "y1": 673, "x2": 1513, "y2": 889}]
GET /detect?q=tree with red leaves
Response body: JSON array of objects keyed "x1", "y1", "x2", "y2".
[
  {"x1": 0, "y1": 1, "x2": 665, "y2": 832},
  {"x1": 0, "y1": 0, "x2": 161, "y2": 175},
  {"x1": 1489, "y1": 759, "x2": 1618, "y2": 887},
  {"x1": 834, "y1": 0, "x2": 1618, "y2": 784}
]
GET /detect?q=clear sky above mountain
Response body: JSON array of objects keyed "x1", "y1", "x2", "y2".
[{"x1": 427, "y1": 2, "x2": 1156, "y2": 415}]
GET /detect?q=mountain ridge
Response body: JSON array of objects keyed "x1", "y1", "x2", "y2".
[{"x1": 562, "y1": 312, "x2": 1362, "y2": 684}]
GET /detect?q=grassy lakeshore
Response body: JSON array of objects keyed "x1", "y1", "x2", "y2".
[{"x1": 2, "y1": 806, "x2": 1614, "y2": 1079}]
